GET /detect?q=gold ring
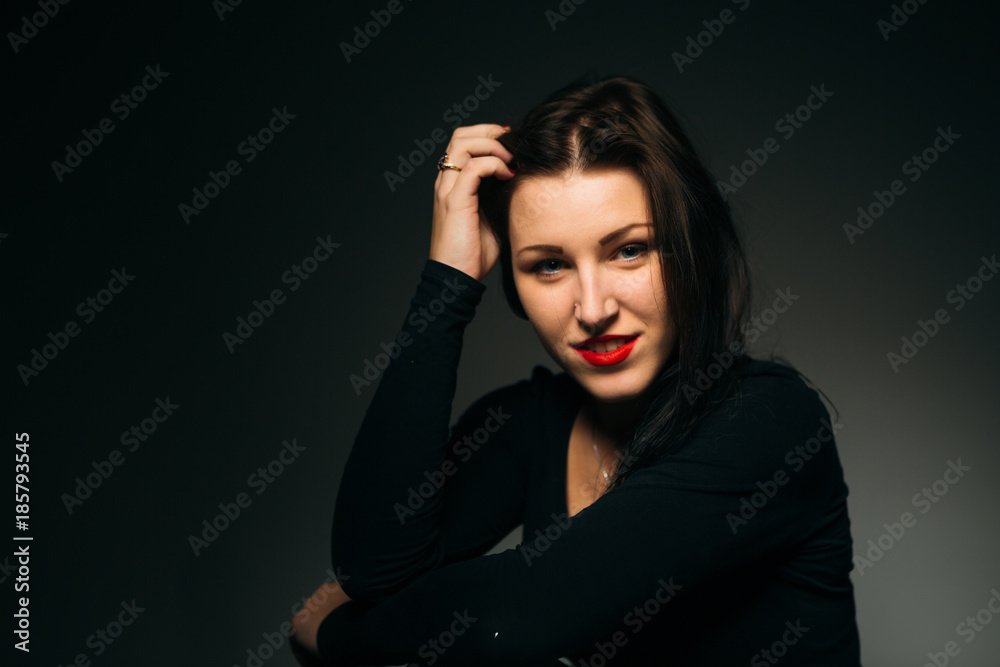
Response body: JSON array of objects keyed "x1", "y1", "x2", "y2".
[{"x1": 437, "y1": 152, "x2": 462, "y2": 171}]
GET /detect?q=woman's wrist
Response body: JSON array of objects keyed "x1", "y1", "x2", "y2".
[
  {"x1": 417, "y1": 259, "x2": 488, "y2": 315},
  {"x1": 427, "y1": 255, "x2": 484, "y2": 284}
]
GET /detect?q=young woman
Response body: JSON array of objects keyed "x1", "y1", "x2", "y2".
[{"x1": 290, "y1": 74, "x2": 861, "y2": 665}]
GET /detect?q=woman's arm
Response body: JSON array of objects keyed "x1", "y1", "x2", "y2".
[
  {"x1": 318, "y1": 366, "x2": 854, "y2": 665},
  {"x1": 331, "y1": 258, "x2": 534, "y2": 602}
]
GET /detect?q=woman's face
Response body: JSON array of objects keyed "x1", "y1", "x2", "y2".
[{"x1": 509, "y1": 167, "x2": 676, "y2": 405}]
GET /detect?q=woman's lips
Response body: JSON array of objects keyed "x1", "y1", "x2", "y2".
[{"x1": 573, "y1": 335, "x2": 639, "y2": 366}]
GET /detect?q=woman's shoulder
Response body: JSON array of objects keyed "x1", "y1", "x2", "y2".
[
  {"x1": 726, "y1": 355, "x2": 830, "y2": 418},
  {"x1": 688, "y1": 355, "x2": 843, "y2": 470}
]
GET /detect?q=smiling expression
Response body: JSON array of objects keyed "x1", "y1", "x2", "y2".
[{"x1": 509, "y1": 167, "x2": 677, "y2": 404}]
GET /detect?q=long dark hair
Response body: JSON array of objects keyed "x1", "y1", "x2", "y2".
[{"x1": 478, "y1": 72, "x2": 753, "y2": 490}]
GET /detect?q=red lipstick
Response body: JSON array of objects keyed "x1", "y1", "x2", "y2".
[{"x1": 572, "y1": 335, "x2": 639, "y2": 366}]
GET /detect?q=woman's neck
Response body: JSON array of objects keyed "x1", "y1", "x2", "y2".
[{"x1": 587, "y1": 389, "x2": 651, "y2": 449}]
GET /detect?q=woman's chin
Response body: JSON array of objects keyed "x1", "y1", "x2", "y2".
[{"x1": 568, "y1": 365, "x2": 652, "y2": 403}]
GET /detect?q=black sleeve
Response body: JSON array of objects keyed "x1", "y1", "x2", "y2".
[
  {"x1": 318, "y1": 361, "x2": 849, "y2": 665},
  {"x1": 330, "y1": 258, "x2": 533, "y2": 603}
]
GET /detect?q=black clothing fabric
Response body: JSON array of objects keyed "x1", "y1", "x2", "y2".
[{"x1": 317, "y1": 258, "x2": 861, "y2": 666}]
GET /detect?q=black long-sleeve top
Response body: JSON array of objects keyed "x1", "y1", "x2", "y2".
[{"x1": 317, "y1": 258, "x2": 861, "y2": 666}]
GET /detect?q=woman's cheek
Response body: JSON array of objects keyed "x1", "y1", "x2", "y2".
[{"x1": 614, "y1": 272, "x2": 652, "y2": 304}]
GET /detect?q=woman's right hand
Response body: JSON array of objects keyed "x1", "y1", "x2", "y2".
[{"x1": 428, "y1": 124, "x2": 515, "y2": 283}]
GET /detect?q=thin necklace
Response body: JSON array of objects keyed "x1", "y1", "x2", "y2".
[{"x1": 591, "y1": 420, "x2": 610, "y2": 486}]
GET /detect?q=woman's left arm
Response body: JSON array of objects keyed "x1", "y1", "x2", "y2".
[{"x1": 317, "y1": 370, "x2": 850, "y2": 666}]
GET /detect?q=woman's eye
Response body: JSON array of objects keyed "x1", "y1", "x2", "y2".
[
  {"x1": 532, "y1": 259, "x2": 564, "y2": 275},
  {"x1": 530, "y1": 243, "x2": 650, "y2": 278},
  {"x1": 619, "y1": 243, "x2": 649, "y2": 261}
]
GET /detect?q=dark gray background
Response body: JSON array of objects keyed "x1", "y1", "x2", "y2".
[{"x1": 4, "y1": 1, "x2": 998, "y2": 665}]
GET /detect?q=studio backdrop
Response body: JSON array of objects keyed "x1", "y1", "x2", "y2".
[{"x1": 5, "y1": 1, "x2": 998, "y2": 665}]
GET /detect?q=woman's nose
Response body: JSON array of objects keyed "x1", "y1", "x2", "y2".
[{"x1": 574, "y1": 266, "x2": 619, "y2": 333}]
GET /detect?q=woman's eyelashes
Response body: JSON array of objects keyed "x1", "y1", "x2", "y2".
[{"x1": 530, "y1": 243, "x2": 651, "y2": 279}]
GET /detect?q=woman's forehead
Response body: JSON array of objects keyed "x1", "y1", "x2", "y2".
[{"x1": 509, "y1": 170, "x2": 651, "y2": 243}]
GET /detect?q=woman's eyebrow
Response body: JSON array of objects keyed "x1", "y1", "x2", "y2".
[{"x1": 516, "y1": 222, "x2": 653, "y2": 256}]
